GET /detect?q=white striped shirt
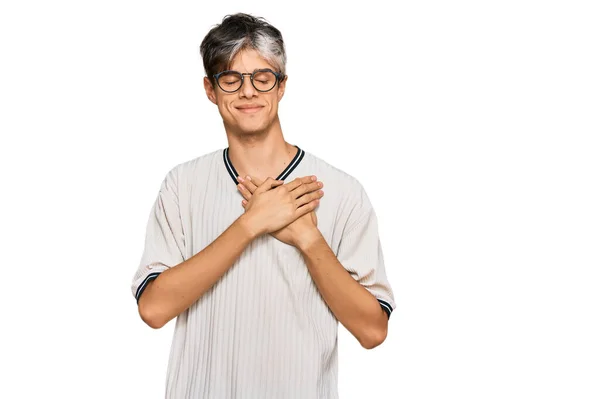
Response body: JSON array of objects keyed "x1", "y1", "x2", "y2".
[{"x1": 131, "y1": 145, "x2": 396, "y2": 398}]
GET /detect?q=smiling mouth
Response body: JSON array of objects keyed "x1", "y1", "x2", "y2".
[{"x1": 236, "y1": 106, "x2": 264, "y2": 114}]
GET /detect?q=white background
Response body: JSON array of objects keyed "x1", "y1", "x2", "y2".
[{"x1": 1, "y1": 0, "x2": 599, "y2": 398}]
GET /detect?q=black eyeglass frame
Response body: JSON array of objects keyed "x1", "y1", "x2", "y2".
[{"x1": 212, "y1": 68, "x2": 286, "y2": 93}]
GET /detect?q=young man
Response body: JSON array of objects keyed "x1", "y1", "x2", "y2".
[{"x1": 131, "y1": 13, "x2": 396, "y2": 399}]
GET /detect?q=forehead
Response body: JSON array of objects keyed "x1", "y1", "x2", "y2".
[{"x1": 229, "y1": 49, "x2": 275, "y2": 72}]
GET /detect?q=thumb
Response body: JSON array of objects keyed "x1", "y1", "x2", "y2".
[{"x1": 254, "y1": 177, "x2": 283, "y2": 194}]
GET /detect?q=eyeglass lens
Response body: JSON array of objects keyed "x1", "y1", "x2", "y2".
[{"x1": 217, "y1": 70, "x2": 277, "y2": 92}]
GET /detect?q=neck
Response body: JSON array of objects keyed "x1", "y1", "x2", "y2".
[{"x1": 225, "y1": 119, "x2": 297, "y2": 182}]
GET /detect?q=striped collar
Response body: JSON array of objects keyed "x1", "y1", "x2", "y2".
[{"x1": 223, "y1": 145, "x2": 305, "y2": 185}]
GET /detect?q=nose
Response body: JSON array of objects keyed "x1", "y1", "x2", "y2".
[{"x1": 239, "y1": 75, "x2": 257, "y2": 99}]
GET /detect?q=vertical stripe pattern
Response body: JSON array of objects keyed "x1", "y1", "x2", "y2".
[{"x1": 131, "y1": 147, "x2": 395, "y2": 398}]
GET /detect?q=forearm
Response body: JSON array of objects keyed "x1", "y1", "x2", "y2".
[
  {"x1": 138, "y1": 214, "x2": 257, "y2": 328},
  {"x1": 297, "y1": 231, "x2": 388, "y2": 349}
]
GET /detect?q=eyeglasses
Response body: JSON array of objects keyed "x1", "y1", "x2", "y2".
[{"x1": 213, "y1": 68, "x2": 285, "y2": 93}]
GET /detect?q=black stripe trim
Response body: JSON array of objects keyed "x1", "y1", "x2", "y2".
[
  {"x1": 223, "y1": 148, "x2": 238, "y2": 184},
  {"x1": 135, "y1": 272, "x2": 161, "y2": 303},
  {"x1": 378, "y1": 299, "x2": 393, "y2": 319},
  {"x1": 223, "y1": 145, "x2": 304, "y2": 185},
  {"x1": 277, "y1": 147, "x2": 304, "y2": 180}
]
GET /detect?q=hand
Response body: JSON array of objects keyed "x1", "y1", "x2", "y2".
[
  {"x1": 237, "y1": 175, "x2": 323, "y2": 247},
  {"x1": 239, "y1": 176, "x2": 323, "y2": 239}
]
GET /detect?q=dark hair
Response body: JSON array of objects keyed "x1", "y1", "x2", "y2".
[{"x1": 200, "y1": 13, "x2": 287, "y2": 81}]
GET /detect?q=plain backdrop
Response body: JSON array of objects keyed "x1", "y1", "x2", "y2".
[{"x1": 1, "y1": 0, "x2": 599, "y2": 398}]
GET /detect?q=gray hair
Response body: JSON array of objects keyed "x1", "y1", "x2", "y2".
[{"x1": 200, "y1": 13, "x2": 287, "y2": 81}]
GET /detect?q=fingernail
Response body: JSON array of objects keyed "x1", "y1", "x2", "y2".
[
  {"x1": 318, "y1": 182, "x2": 323, "y2": 187},
  {"x1": 246, "y1": 175, "x2": 252, "y2": 181},
  {"x1": 311, "y1": 176, "x2": 317, "y2": 181},
  {"x1": 238, "y1": 176, "x2": 244, "y2": 182}
]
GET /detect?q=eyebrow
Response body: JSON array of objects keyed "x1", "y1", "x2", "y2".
[{"x1": 226, "y1": 68, "x2": 273, "y2": 73}]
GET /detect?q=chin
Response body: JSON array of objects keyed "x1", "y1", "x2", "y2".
[{"x1": 235, "y1": 120, "x2": 271, "y2": 135}]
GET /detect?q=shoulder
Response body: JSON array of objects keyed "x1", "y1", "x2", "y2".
[
  {"x1": 301, "y1": 149, "x2": 369, "y2": 201},
  {"x1": 301, "y1": 149, "x2": 373, "y2": 223},
  {"x1": 172, "y1": 148, "x2": 222, "y2": 176},
  {"x1": 160, "y1": 148, "x2": 223, "y2": 192}
]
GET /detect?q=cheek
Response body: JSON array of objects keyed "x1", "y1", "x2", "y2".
[
  {"x1": 268, "y1": 95, "x2": 281, "y2": 112},
  {"x1": 217, "y1": 100, "x2": 234, "y2": 117}
]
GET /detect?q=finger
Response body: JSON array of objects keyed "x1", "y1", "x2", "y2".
[
  {"x1": 295, "y1": 189, "x2": 324, "y2": 207},
  {"x1": 244, "y1": 181, "x2": 258, "y2": 194},
  {"x1": 290, "y1": 180, "x2": 323, "y2": 199},
  {"x1": 246, "y1": 175, "x2": 264, "y2": 186},
  {"x1": 241, "y1": 199, "x2": 248, "y2": 208},
  {"x1": 283, "y1": 175, "x2": 316, "y2": 191},
  {"x1": 295, "y1": 198, "x2": 320, "y2": 218},
  {"x1": 254, "y1": 177, "x2": 284, "y2": 194},
  {"x1": 237, "y1": 183, "x2": 252, "y2": 201},
  {"x1": 241, "y1": 175, "x2": 259, "y2": 194},
  {"x1": 283, "y1": 175, "x2": 316, "y2": 192}
]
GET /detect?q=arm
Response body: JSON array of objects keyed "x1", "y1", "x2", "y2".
[
  {"x1": 133, "y1": 174, "x2": 320, "y2": 329},
  {"x1": 296, "y1": 231, "x2": 389, "y2": 349},
  {"x1": 236, "y1": 175, "x2": 395, "y2": 348},
  {"x1": 138, "y1": 215, "x2": 256, "y2": 329}
]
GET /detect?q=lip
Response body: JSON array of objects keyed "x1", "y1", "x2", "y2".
[{"x1": 235, "y1": 104, "x2": 264, "y2": 114}]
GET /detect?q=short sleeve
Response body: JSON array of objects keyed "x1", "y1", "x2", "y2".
[
  {"x1": 131, "y1": 168, "x2": 186, "y2": 303},
  {"x1": 336, "y1": 187, "x2": 396, "y2": 319}
]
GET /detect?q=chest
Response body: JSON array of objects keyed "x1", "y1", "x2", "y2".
[
  {"x1": 182, "y1": 178, "x2": 341, "y2": 253},
  {"x1": 176, "y1": 165, "x2": 347, "y2": 335}
]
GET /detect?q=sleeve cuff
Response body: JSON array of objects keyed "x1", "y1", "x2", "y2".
[
  {"x1": 135, "y1": 272, "x2": 161, "y2": 303},
  {"x1": 378, "y1": 299, "x2": 393, "y2": 319}
]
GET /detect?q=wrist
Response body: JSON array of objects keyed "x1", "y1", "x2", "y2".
[
  {"x1": 237, "y1": 213, "x2": 263, "y2": 240},
  {"x1": 294, "y1": 228, "x2": 322, "y2": 252}
]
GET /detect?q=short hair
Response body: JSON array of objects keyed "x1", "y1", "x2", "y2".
[{"x1": 200, "y1": 13, "x2": 287, "y2": 82}]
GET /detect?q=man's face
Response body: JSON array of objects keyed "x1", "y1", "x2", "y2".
[{"x1": 204, "y1": 49, "x2": 286, "y2": 136}]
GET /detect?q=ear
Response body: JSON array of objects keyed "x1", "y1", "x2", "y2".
[
  {"x1": 204, "y1": 77, "x2": 218, "y2": 104},
  {"x1": 277, "y1": 75, "x2": 287, "y2": 102}
]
